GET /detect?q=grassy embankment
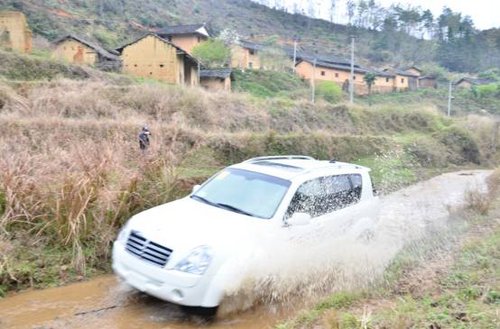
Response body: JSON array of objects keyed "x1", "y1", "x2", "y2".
[{"x1": 0, "y1": 50, "x2": 498, "y2": 296}]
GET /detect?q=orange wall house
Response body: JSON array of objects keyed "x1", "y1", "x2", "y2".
[
  {"x1": 372, "y1": 73, "x2": 396, "y2": 93},
  {"x1": 118, "y1": 34, "x2": 199, "y2": 86},
  {"x1": 383, "y1": 68, "x2": 419, "y2": 91},
  {"x1": 156, "y1": 24, "x2": 210, "y2": 55},
  {"x1": 296, "y1": 59, "x2": 397, "y2": 95},
  {"x1": 52, "y1": 35, "x2": 121, "y2": 71},
  {"x1": 231, "y1": 41, "x2": 262, "y2": 69},
  {"x1": 296, "y1": 60, "x2": 371, "y2": 95},
  {"x1": 200, "y1": 68, "x2": 232, "y2": 91},
  {"x1": 0, "y1": 11, "x2": 32, "y2": 53}
]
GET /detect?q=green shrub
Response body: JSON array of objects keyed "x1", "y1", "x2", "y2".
[
  {"x1": 315, "y1": 81, "x2": 342, "y2": 103},
  {"x1": 404, "y1": 136, "x2": 448, "y2": 167},
  {"x1": 473, "y1": 83, "x2": 500, "y2": 99},
  {"x1": 436, "y1": 126, "x2": 481, "y2": 164}
]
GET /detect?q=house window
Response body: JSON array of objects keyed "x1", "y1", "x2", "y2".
[
  {"x1": 335, "y1": 73, "x2": 339, "y2": 78},
  {"x1": 401, "y1": 78, "x2": 405, "y2": 83},
  {"x1": 160, "y1": 64, "x2": 164, "y2": 68},
  {"x1": 321, "y1": 71, "x2": 325, "y2": 76},
  {"x1": 249, "y1": 49, "x2": 255, "y2": 55},
  {"x1": 353, "y1": 76, "x2": 356, "y2": 80},
  {"x1": 386, "y1": 77, "x2": 389, "y2": 82},
  {"x1": 134, "y1": 64, "x2": 138, "y2": 67},
  {"x1": 197, "y1": 36, "x2": 201, "y2": 42}
]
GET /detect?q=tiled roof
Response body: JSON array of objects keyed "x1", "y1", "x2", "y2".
[
  {"x1": 238, "y1": 40, "x2": 265, "y2": 51},
  {"x1": 114, "y1": 33, "x2": 200, "y2": 66},
  {"x1": 455, "y1": 77, "x2": 496, "y2": 85},
  {"x1": 156, "y1": 24, "x2": 209, "y2": 37},
  {"x1": 200, "y1": 68, "x2": 232, "y2": 79},
  {"x1": 384, "y1": 68, "x2": 420, "y2": 77},
  {"x1": 54, "y1": 34, "x2": 120, "y2": 61}
]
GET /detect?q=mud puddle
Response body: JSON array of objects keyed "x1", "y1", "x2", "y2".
[{"x1": 0, "y1": 170, "x2": 491, "y2": 329}]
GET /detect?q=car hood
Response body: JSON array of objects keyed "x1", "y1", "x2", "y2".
[{"x1": 126, "y1": 197, "x2": 271, "y2": 251}]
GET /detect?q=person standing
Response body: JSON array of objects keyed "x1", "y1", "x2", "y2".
[{"x1": 138, "y1": 125, "x2": 151, "y2": 151}]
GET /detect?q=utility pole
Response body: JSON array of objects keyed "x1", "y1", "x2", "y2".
[
  {"x1": 293, "y1": 38, "x2": 298, "y2": 73},
  {"x1": 197, "y1": 61, "x2": 201, "y2": 86},
  {"x1": 312, "y1": 58, "x2": 317, "y2": 103},
  {"x1": 447, "y1": 81, "x2": 453, "y2": 117},
  {"x1": 349, "y1": 36, "x2": 355, "y2": 104}
]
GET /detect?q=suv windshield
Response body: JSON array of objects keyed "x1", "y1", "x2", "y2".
[{"x1": 191, "y1": 168, "x2": 291, "y2": 219}]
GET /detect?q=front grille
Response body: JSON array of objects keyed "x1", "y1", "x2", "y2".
[{"x1": 125, "y1": 230, "x2": 172, "y2": 267}]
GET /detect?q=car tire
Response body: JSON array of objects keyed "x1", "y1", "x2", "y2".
[{"x1": 181, "y1": 305, "x2": 218, "y2": 320}]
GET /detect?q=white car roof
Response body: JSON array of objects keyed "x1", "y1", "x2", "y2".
[{"x1": 231, "y1": 156, "x2": 370, "y2": 181}]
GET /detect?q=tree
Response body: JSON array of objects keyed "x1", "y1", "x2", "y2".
[
  {"x1": 191, "y1": 39, "x2": 231, "y2": 68},
  {"x1": 346, "y1": 0, "x2": 356, "y2": 26},
  {"x1": 363, "y1": 72, "x2": 377, "y2": 105},
  {"x1": 329, "y1": 0, "x2": 337, "y2": 23}
]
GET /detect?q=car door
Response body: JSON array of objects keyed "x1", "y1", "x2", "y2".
[{"x1": 283, "y1": 173, "x2": 369, "y2": 242}]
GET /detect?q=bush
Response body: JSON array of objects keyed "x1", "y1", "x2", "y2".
[
  {"x1": 315, "y1": 81, "x2": 342, "y2": 103},
  {"x1": 436, "y1": 126, "x2": 481, "y2": 164},
  {"x1": 472, "y1": 83, "x2": 500, "y2": 99}
]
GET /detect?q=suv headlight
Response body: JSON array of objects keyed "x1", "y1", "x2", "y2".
[{"x1": 174, "y1": 246, "x2": 213, "y2": 275}]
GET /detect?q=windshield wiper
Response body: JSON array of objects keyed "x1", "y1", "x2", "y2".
[
  {"x1": 191, "y1": 195, "x2": 255, "y2": 217},
  {"x1": 190, "y1": 195, "x2": 218, "y2": 207},
  {"x1": 215, "y1": 203, "x2": 255, "y2": 217}
]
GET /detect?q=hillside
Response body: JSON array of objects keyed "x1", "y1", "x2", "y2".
[{"x1": 2, "y1": 0, "x2": 499, "y2": 72}]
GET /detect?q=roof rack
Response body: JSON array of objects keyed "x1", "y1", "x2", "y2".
[{"x1": 244, "y1": 155, "x2": 315, "y2": 163}]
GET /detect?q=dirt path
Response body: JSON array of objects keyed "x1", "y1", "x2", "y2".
[{"x1": 0, "y1": 170, "x2": 492, "y2": 329}]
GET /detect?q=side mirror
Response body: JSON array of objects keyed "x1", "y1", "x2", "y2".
[
  {"x1": 287, "y1": 212, "x2": 311, "y2": 226},
  {"x1": 192, "y1": 184, "x2": 201, "y2": 194}
]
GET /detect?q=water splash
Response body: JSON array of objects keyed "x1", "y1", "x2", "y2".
[{"x1": 217, "y1": 170, "x2": 491, "y2": 316}]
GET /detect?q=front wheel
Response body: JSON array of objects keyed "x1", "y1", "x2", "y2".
[{"x1": 181, "y1": 305, "x2": 218, "y2": 321}]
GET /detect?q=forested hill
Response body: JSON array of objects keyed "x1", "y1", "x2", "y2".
[{"x1": 1, "y1": 0, "x2": 499, "y2": 73}]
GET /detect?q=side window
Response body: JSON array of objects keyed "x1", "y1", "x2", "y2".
[
  {"x1": 285, "y1": 177, "x2": 323, "y2": 219},
  {"x1": 286, "y1": 174, "x2": 363, "y2": 219},
  {"x1": 349, "y1": 174, "x2": 362, "y2": 201}
]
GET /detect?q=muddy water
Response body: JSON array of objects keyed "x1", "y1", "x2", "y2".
[{"x1": 0, "y1": 170, "x2": 491, "y2": 329}]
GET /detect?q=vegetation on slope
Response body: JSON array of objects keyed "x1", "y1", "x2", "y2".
[{"x1": 1, "y1": 0, "x2": 499, "y2": 73}]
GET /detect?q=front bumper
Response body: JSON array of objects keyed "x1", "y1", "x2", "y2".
[{"x1": 112, "y1": 241, "x2": 220, "y2": 307}]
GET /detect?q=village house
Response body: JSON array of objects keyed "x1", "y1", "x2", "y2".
[
  {"x1": 418, "y1": 75, "x2": 438, "y2": 89},
  {"x1": 156, "y1": 24, "x2": 210, "y2": 55},
  {"x1": 116, "y1": 33, "x2": 199, "y2": 86},
  {"x1": 383, "y1": 67, "x2": 419, "y2": 91},
  {"x1": 199, "y1": 68, "x2": 232, "y2": 91},
  {"x1": 52, "y1": 35, "x2": 121, "y2": 71},
  {"x1": 231, "y1": 40, "x2": 263, "y2": 69},
  {"x1": 455, "y1": 77, "x2": 496, "y2": 89},
  {"x1": 0, "y1": 11, "x2": 32, "y2": 53},
  {"x1": 403, "y1": 66, "x2": 423, "y2": 78},
  {"x1": 294, "y1": 57, "x2": 367, "y2": 95}
]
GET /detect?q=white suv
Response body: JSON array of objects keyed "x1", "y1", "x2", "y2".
[{"x1": 112, "y1": 156, "x2": 378, "y2": 314}]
